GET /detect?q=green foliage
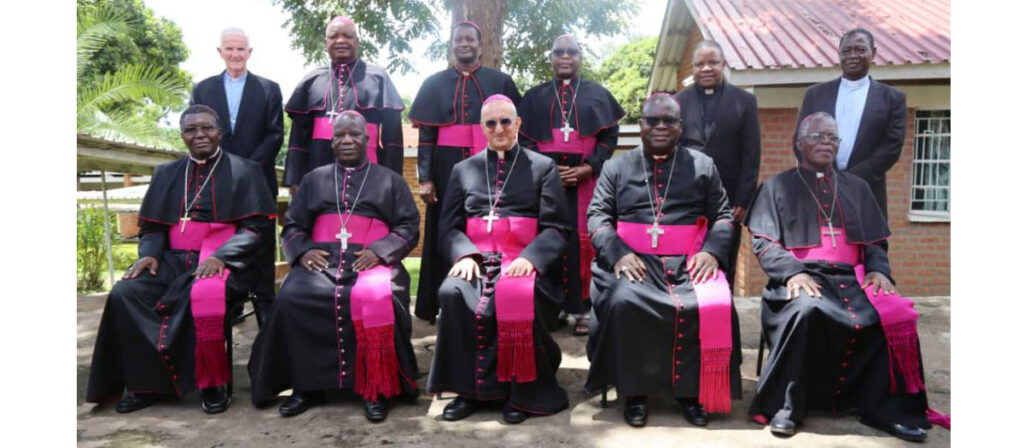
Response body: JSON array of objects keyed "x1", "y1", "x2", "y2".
[
  {"x1": 77, "y1": 207, "x2": 118, "y2": 293},
  {"x1": 275, "y1": 0, "x2": 637, "y2": 84},
  {"x1": 273, "y1": 0, "x2": 441, "y2": 75},
  {"x1": 77, "y1": 0, "x2": 190, "y2": 147},
  {"x1": 277, "y1": 114, "x2": 293, "y2": 168},
  {"x1": 593, "y1": 36, "x2": 657, "y2": 123}
]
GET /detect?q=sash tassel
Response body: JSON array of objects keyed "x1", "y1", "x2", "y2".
[
  {"x1": 193, "y1": 316, "x2": 230, "y2": 388},
  {"x1": 698, "y1": 346, "x2": 732, "y2": 414},
  {"x1": 883, "y1": 320, "x2": 926, "y2": 394},
  {"x1": 579, "y1": 233, "x2": 595, "y2": 301},
  {"x1": 496, "y1": 319, "x2": 536, "y2": 383},
  {"x1": 354, "y1": 321, "x2": 401, "y2": 401}
]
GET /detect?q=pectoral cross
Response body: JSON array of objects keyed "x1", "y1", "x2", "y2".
[
  {"x1": 336, "y1": 226, "x2": 352, "y2": 251},
  {"x1": 560, "y1": 122, "x2": 574, "y2": 143},
  {"x1": 179, "y1": 215, "x2": 190, "y2": 234},
  {"x1": 823, "y1": 222, "x2": 841, "y2": 248},
  {"x1": 647, "y1": 221, "x2": 665, "y2": 248},
  {"x1": 326, "y1": 109, "x2": 339, "y2": 122},
  {"x1": 483, "y1": 208, "x2": 500, "y2": 233}
]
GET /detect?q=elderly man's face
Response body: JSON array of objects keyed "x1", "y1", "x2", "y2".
[
  {"x1": 325, "y1": 22, "x2": 359, "y2": 63},
  {"x1": 452, "y1": 26, "x2": 481, "y2": 65},
  {"x1": 181, "y1": 112, "x2": 222, "y2": 159},
  {"x1": 218, "y1": 34, "x2": 251, "y2": 75},
  {"x1": 550, "y1": 37, "x2": 581, "y2": 79},
  {"x1": 480, "y1": 101, "x2": 521, "y2": 152},
  {"x1": 692, "y1": 47, "x2": 725, "y2": 89},
  {"x1": 839, "y1": 33, "x2": 874, "y2": 81},
  {"x1": 639, "y1": 99, "x2": 682, "y2": 152},
  {"x1": 798, "y1": 119, "x2": 840, "y2": 170},
  {"x1": 332, "y1": 115, "x2": 369, "y2": 165}
]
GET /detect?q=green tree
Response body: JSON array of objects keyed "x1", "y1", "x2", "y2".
[
  {"x1": 77, "y1": 0, "x2": 190, "y2": 147},
  {"x1": 594, "y1": 36, "x2": 657, "y2": 123},
  {"x1": 274, "y1": 0, "x2": 637, "y2": 85}
]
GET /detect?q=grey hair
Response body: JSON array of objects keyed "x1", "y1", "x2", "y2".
[
  {"x1": 220, "y1": 27, "x2": 249, "y2": 47},
  {"x1": 691, "y1": 40, "x2": 724, "y2": 62},
  {"x1": 796, "y1": 112, "x2": 837, "y2": 139}
]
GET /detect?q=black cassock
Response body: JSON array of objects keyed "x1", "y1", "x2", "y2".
[
  {"x1": 87, "y1": 152, "x2": 275, "y2": 402},
  {"x1": 746, "y1": 167, "x2": 930, "y2": 427},
  {"x1": 519, "y1": 77, "x2": 624, "y2": 318},
  {"x1": 283, "y1": 59, "x2": 405, "y2": 185},
  {"x1": 408, "y1": 64, "x2": 521, "y2": 321},
  {"x1": 585, "y1": 147, "x2": 742, "y2": 407},
  {"x1": 427, "y1": 145, "x2": 572, "y2": 414},
  {"x1": 248, "y1": 161, "x2": 420, "y2": 404}
]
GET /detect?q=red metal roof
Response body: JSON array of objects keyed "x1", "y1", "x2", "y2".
[{"x1": 688, "y1": 0, "x2": 950, "y2": 71}]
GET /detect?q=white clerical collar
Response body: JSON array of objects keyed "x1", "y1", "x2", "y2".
[
  {"x1": 840, "y1": 75, "x2": 870, "y2": 90},
  {"x1": 189, "y1": 147, "x2": 222, "y2": 165}
]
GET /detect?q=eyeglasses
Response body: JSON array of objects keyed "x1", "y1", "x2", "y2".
[
  {"x1": 552, "y1": 48, "x2": 580, "y2": 57},
  {"x1": 484, "y1": 118, "x2": 514, "y2": 129},
  {"x1": 692, "y1": 60, "x2": 723, "y2": 69},
  {"x1": 181, "y1": 125, "x2": 218, "y2": 137},
  {"x1": 642, "y1": 116, "x2": 681, "y2": 127},
  {"x1": 839, "y1": 46, "x2": 871, "y2": 57},
  {"x1": 804, "y1": 132, "x2": 840, "y2": 144}
]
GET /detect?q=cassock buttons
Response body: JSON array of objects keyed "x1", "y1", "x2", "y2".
[
  {"x1": 477, "y1": 379, "x2": 484, "y2": 384},
  {"x1": 678, "y1": 333, "x2": 684, "y2": 338},
  {"x1": 477, "y1": 325, "x2": 484, "y2": 331},
  {"x1": 855, "y1": 324, "x2": 863, "y2": 330},
  {"x1": 849, "y1": 337, "x2": 857, "y2": 344},
  {"x1": 843, "y1": 298, "x2": 850, "y2": 303},
  {"x1": 676, "y1": 346, "x2": 683, "y2": 351},
  {"x1": 840, "y1": 284, "x2": 847, "y2": 289},
  {"x1": 476, "y1": 315, "x2": 483, "y2": 321},
  {"x1": 477, "y1": 368, "x2": 483, "y2": 373},
  {"x1": 676, "y1": 360, "x2": 682, "y2": 366},
  {"x1": 675, "y1": 374, "x2": 681, "y2": 380},
  {"x1": 478, "y1": 355, "x2": 484, "y2": 361}
]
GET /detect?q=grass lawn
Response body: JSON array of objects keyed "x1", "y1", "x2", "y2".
[{"x1": 403, "y1": 257, "x2": 421, "y2": 298}]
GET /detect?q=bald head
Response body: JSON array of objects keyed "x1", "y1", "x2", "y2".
[
  {"x1": 480, "y1": 95, "x2": 520, "y2": 151},
  {"x1": 550, "y1": 34, "x2": 582, "y2": 80},
  {"x1": 325, "y1": 17, "x2": 359, "y2": 63},
  {"x1": 642, "y1": 93, "x2": 681, "y2": 118}
]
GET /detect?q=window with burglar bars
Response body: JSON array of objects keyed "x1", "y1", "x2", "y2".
[{"x1": 909, "y1": 110, "x2": 950, "y2": 219}]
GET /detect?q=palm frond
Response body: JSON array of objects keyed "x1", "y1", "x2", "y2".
[
  {"x1": 79, "y1": 108, "x2": 178, "y2": 149},
  {"x1": 78, "y1": 64, "x2": 188, "y2": 114},
  {"x1": 77, "y1": 9, "x2": 132, "y2": 78}
]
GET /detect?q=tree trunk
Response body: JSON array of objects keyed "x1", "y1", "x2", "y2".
[{"x1": 449, "y1": 0, "x2": 505, "y2": 69}]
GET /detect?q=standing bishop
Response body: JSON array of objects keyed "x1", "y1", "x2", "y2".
[
  {"x1": 518, "y1": 34, "x2": 625, "y2": 335},
  {"x1": 408, "y1": 21, "x2": 521, "y2": 322},
  {"x1": 283, "y1": 16, "x2": 404, "y2": 193}
]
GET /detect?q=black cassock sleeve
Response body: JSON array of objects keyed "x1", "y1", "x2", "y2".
[
  {"x1": 700, "y1": 162, "x2": 736, "y2": 268},
  {"x1": 138, "y1": 220, "x2": 169, "y2": 260},
  {"x1": 735, "y1": 93, "x2": 761, "y2": 208},
  {"x1": 862, "y1": 243, "x2": 894, "y2": 283},
  {"x1": 439, "y1": 163, "x2": 481, "y2": 265},
  {"x1": 585, "y1": 125, "x2": 618, "y2": 177},
  {"x1": 416, "y1": 125, "x2": 438, "y2": 182},
  {"x1": 280, "y1": 179, "x2": 316, "y2": 266},
  {"x1": 283, "y1": 111, "x2": 313, "y2": 187},
  {"x1": 378, "y1": 108, "x2": 404, "y2": 175},
  {"x1": 518, "y1": 161, "x2": 571, "y2": 274},
  {"x1": 747, "y1": 182, "x2": 806, "y2": 284},
  {"x1": 211, "y1": 215, "x2": 273, "y2": 271},
  {"x1": 367, "y1": 176, "x2": 420, "y2": 265},
  {"x1": 587, "y1": 159, "x2": 633, "y2": 268}
]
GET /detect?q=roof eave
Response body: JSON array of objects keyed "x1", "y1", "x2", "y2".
[{"x1": 729, "y1": 62, "x2": 951, "y2": 87}]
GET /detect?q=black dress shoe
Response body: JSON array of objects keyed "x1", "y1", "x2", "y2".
[
  {"x1": 769, "y1": 414, "x2": 796, "y2": 437},
  {"x1": 675, "y1": 398, "x2": 709, "y2": 427},
  {"x1": 200, "y1": 386, "x2": 232, "y2": 414},
  {"x1": 860, "y1": 416, "x2": 927, "y2": 442},
  {"x1": 623, "y1": 395, "x2": 648, "y2": 427},
  {"x1": 115, "y1": 393, "x2": 159, "y2": 414},
  {"x1": 503, "y1": 405, "x2": 528, "y2": 424},
  {"x1": 364, "y1": 400, "x2": 388, "y2": 423},
  {"x1": 279, "y1": 392, "x2": 319, "y2": 417},
  {"x1": 442, "y1": 397, "x2": 478, "y2": 421}
]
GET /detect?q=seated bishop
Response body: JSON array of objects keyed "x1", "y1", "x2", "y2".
[{"x1": 247, "y1": 111, "x2": 421, "y2": 422}]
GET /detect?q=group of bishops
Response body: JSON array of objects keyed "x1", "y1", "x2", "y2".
[{"x1": 85, "y1": 16, "x2": 947, "y2": 442}]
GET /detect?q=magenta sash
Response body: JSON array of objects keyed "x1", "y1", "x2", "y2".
[
  {"x1": 466, "y1": 216, "x2": 539, "y2": 383},
  {"x1": 537, "y1": 129, "x2": 598, "y2": 299},
  {"x1": 616, "y1": 217, "x2": 733, "y2": 413},
  {"x1": 312, "y1": 117, "x2": 380, "y2": 163},
  {"x1": 788, "y1": 227, "x2": 926, "y2": 394},
  {"x1": 311, "y1": 213, "x2": 400, "y2": 399},
  {"x1": 168, "y1": 221, "x2": 236, "y2": 389},
  {"x1": 437, "y1": 124, "x2": 487, "y2": 156}
]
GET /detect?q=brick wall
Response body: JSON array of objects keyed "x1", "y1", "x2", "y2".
[{"x1": 733, "y1": 108, "x2": 951, "y2": 297}]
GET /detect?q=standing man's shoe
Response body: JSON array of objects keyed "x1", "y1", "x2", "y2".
[
  {"x1": 278, "y1": 391, "x2": 319, "y2": 417},
  {"x1": 115, "y1": 393, "x2": 159, "y2": 413},
  {"x1": 442, "y1": 397, "x2": 478, "y2": 421},
  {"x1": 675, "y1": 398, "x2": 709, "y2": 426},
  {"x1": 623, "y1": 395, "x2": 648, "y2": 427},
  {"x1": 503, "y1": 405, "x2": 528, "y2": 424},
  {"x1": 860, "y1": 416, "x2": 927, "y2": 442},
  {"x1": 769, "y1": 413, "x2": 796, "y2": 436},
  {"x1": 200, "y1": 386, "x2": 231, "y2": 414},
  {"x1": 364, "y1": 399, "x2": 388, "y2": 423}
]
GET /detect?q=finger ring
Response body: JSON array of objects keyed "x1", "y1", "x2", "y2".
[
  {"x1": 307, "y1": 260, "x2": 313, "y2": 267},
  {"x1": 620, "y1": 267, "x2": 628, "y2": 273}
]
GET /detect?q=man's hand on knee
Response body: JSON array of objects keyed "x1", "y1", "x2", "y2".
[{"x1": 448, "y1": 256, "x2": 481, "y2": 282}]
